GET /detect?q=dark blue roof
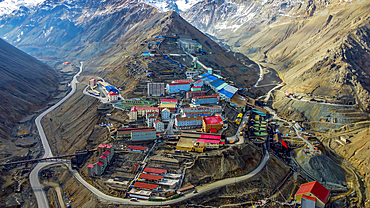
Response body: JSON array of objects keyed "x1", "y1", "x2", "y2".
[
  {"x1": 210, "y1": 79, "x2": 225, "y2": 88},
  {"x1": 218, "y1": 89, "x2": 235, "y2": 99},
  {"x1": 199, "y1": 73, "x2": 210, "y2": 78},
  {"x1": 203, "y1": 75, "x2": 218, "y2": 83}
]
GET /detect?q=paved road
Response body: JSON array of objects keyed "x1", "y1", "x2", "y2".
[
  {"x1": 69, "y1": 149, "x2": 269, "y2": 206},
  {"x1": 253, "y1": 62, "x2": 264, "y2": 87},
  {"x1": 30, "y1": 62, "x2": 84, "y2": 208}
]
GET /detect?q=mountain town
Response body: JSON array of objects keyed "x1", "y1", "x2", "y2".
[{"x1": 0, "y1": 0, "x2": 369, "y2": 208}]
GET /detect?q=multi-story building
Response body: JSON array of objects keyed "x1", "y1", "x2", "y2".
[
  {"x1": 159, "y1": 99, "x2": 177, "y2": 112},
  {"x1": 203, "y1": 116, "x2": 224, "y2": 133},
  {"x1": 161, "y1": 108, "x2": 171, "y2": 120},
  {"x1": 147, "y1": 83, "x2": 166, "y2": 97},
  {"x1": 108, "y1": 91, "x2": 118, "y2": 102},
  {"x1": 88, "y1": 144, "x2": 114, "y2": 176},
  {"x1": 154, "y1": 120, "x2": 165, "y2": 133},
  {"x1": 131, "y1": 128, "x2": 157, "y2": 141},
  {"x1": 167, "y1": 82, "x2": 191, "y2": 94},
  {"x1": 130, "y1": 106, "x2": 159, "y2": 118},
  {"x1": 181, "y1": 106, "x2": 222, "y2": 115},
  {"x1": 175, "y1": 116, "x2": 203, "y2": 129},
  {"x1": 147, "y1": 116, "x2": 159, "y2": 127},
  {"x1": 192, "y1": 94, "x2": 220, "y2": 105},
  {"x1": 183, "y1": 111, "x2": 212, "y2": 118},
  {"x1": 186, "y1": 91, "x2": 205, "y2": 99}
]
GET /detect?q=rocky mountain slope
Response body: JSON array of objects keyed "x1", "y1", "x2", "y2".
[
  {"x1": 182, "y1": 0, "x2": 370, "y2": 111},
  {"x1": 0, "y1": 0, "x2": 158, "y2": 65},
  {"x1": 0, "y1": 37, "x2": 58, "y2": 141}
]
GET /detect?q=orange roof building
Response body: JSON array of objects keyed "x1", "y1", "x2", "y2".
[{"x1": 295, "y1": 181, "x2": 330, "y2": 208}]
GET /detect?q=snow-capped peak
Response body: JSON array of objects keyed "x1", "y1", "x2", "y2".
[
  {"x1": 0, "y1": 0, "x2": 45, "y2": 16},
  {"x1": 141, "y1": 0, "x2": 200, "y2": 13}
]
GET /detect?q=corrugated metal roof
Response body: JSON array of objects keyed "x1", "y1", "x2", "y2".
[
  {"x1": 224, "y1": 85, "x2": 238, "y2": 94},
  {"x1": 216, "y1": 83, "x2": 229, "y2": 91},
  {"x1": 134, "y1": 182, "x2": 159, "y2": 190},
  {"x1": 210, "y1": 79, "x2": 225, "y2": 88},
  {"x1": 202, "y1": 75, "x2": 218, "y2": 82},
  {"x1": 199, "y1": 73, "x2": 210, "y2": 78},
  {"x1": 143, "y1": 167, "x2": 167, "y2": 175},
  {"x1": 139, "y1": 173, "x2": 163, "y2": 181},
  {"x1": 218, "y1": 89, "x2": 235, "y2": 99}
]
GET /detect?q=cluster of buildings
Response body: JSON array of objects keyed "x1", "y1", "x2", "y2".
[
  {"x1": 128, "y1": 99, "x2": 179, "y2": 133},
  {"x1": 88, "y1": 144, "x2": 114, "y2": 177},
  {"x1": 128, "y1": 167, "x2": 182, "y2": 199},
  {"x1": 176, "y1": 132, "x2": 225, "y2": 152}
]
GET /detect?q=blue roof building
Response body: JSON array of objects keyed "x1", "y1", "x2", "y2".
[{"x1": 210, "y1": 79, "x2": 225, "y2": 91}]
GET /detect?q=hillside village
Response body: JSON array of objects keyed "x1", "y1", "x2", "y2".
[{"x1": 49, "y1": 34, "x2": 358, "y2": 207}]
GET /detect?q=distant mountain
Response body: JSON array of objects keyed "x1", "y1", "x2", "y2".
[
  {"x1": 0, "y1": 0, "x2": 44, "y2": 16},
  {"x1": 0, "y1": 38, "x2": 58, "y2": 139},
  {"x1": 0, "y1": 0, "x2": 159, "y2": 63},
  {"x1": 182, "y1": 0, "x2": 370, "y2": 111},
  {"x1": 141, "y1": 0, "x2": 200, "y2": 13}
]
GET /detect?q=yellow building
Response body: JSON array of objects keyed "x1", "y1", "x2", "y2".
[
  {"x1": 193, "y1": 142, "x2": 205, "y2": 153},
  {"x1": 176, "y1": 138, "x2": 196, "y2": 152}
]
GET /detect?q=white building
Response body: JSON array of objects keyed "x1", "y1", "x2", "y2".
[
  {"x1": 154, "y1": 120, "x2": 165, "y2": 133},
  {"x1": 108, "y1": 91, "x2": 119, "y2": 102}
]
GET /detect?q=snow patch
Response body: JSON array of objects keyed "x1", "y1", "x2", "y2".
[{"x1": 0, "y1": 0, "x2": 45, "y2": 16}]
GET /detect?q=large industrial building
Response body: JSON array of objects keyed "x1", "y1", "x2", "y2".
[
  {"x1": 192, "y1": 94, "x2": 220, "y2": 105},
  {"x1": 167, "y1": 82, "x2": 191, "y2": 94},
  {"x1": 131, "y1": 128, "x2": 157, "y2": 142},
  {"x1": 147, "y1": 83, "x2": 166, "y2": 97},
  {"x1": 178, "y1": 39, "x2": 203, "y2": 53}
]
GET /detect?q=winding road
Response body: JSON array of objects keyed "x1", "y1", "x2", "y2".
[
  {"x1": 253, "y1": 62, "x2": 264, "y2": 87},
  {"x1": 30, "y1": 62, "x2": 83, "y2": 208}
]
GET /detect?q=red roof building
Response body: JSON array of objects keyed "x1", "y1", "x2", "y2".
[
  {"x1": 139, "y1": 173, "x2": 163, "y2": 181},
  {"x1": 100, "y1": 155, "x2": 107, "y2": 160},
  {"x1": 172, "y1": 79, "x2": 194, "y2": 83},
  {"x1": 295, "y1": 181, "x2": 330, "y2": 208},
  {"x1": 134, "y1": 182, "x2": 159, "y2": 190},
  {"x1": 203, "y1": 116, "x2": 223, "y2": 125},
  {"x1": 88, "y1": 163, "x2": 95, "y2": 168},
  {"x1": 143, "y1": 167, "x2": 167, "y2": 175},
  {"x1": 168, "y1": 82, "x2": 190, "y2": 86},
  {"x1": 128, "y1": 145, "x2": 149, "y2": 152},
  {"x1": 97, "y1": 161, "x2": 104, "y2": 167},
  {"x1": 108, "y1": 91, "x2": 118, "y2": 96},
  {"x1": 160, "y1": 99, "x2": 178, "y2": 103}
]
